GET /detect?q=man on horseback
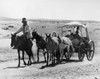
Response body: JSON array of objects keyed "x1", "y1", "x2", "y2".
[{"x1": 14, "y1": 18, "x2": 32, "y2": 49}]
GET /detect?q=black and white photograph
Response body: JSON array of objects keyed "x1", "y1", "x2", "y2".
[{"x1": 0, "y1": 0, "x2": 99, "y2": 79}]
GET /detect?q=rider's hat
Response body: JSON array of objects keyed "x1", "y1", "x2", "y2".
[
  {"x1": 22, "y1": 18, "x2": 26, "y2": 21},
  {"x1": 22, "y1": 18, "x2": 27, "y2": 24}
]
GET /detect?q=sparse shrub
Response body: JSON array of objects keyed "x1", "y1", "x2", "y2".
[
  {"x1": 8, "y1": 25, "x2": 14, "y2": 28},
  {"x1": 2, "y1": 27, "x2": 9, "y2": 30},
  {"x1": 42, "y1": 26, "x2": 46, "y2": 28},
  {"x1": 94, "y1": 28, "x2": 100, "y2": 31}
]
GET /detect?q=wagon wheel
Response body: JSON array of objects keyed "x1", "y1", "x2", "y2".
[
  {"x1": 86, "y1": 41, "x2": 95, "y2": 61},
  {"x1": 78, "y1": 43, "x2": 85, "y2": 61}
]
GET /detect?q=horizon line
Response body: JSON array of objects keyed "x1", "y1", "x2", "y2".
[{"x1": 0, "y1": 16, "x2": 100, "y2": 22}]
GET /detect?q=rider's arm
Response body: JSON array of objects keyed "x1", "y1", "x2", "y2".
[{"x1": 15, "y1": 26, "x2": 23, "y2": 34}]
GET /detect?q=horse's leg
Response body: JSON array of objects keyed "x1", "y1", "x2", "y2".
[
  {"x1": 52, "y1": 52, "x2": 54, "y2": 65},
  {"x1": 28, "y1": 54, "x2": 31, "y2": 65},
  {"x1": 65, "y1": 45, "x2": 70, "y2": 60},
  {"x1": 29, "y1": 54, "x2": 31, "y2": 65},
  {"x1": 30, "y1": 49, "x2": 35, "y2": 63},
  {"x1": 68, "y1": 45, "x2": 73, "y2": 57},
  {"x1": 50, "y1": 52, "x2": 52, "y2": 61},
  {"x1": 54, "y1": 50, "x2": 57, "y2": 64},
  {"x1": 28, "y1": 56, "x2": 31, "y2": 65},
  {"x1": 68, "y1": 45, "x2": 70, "y2": 57},
  {"x1": 37, "y1": 48, "x2": 39, "y2": 62},
  {"x1": 25, "y1": 50, "x2": 30, "y2": 65},
  {"x1": 46, "y1": 50, "x2": 49, "y2": 66},
  {"x1": 71, "y1": 44, "x2": 74, "y2": 53},
  {"x1": 28, "y1": 50, "x2": 32, "y2": 65},
  {"x1": 53, "y1": 53, "x2": 55, "y2": 65},
  {"x1": 60, "y1": 49, "x2": 63, "y2": 61},
  {"x1": 22, "y1": 51, "x2": 26, "y2": 65},
  {"x1": 17, "y1": 49, "x2": 20, "y2": 67},
  {"x1": 43, "y1": 49, "x2": 46, "y2": 62},
  {"x1": 53, "y1": 52, "x2": 55, "y2": 64},
  {"x1": 55, "y1": 48, "x2": 60, "y2": 63}
]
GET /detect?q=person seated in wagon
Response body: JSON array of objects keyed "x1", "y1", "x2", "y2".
[
  {"x1": 74, "y1": 26, "x2": 82, "y2": 40},
  {"x1": 52, "y1": 31, "x2": 57, "y2": 37},
  {"x1": 51, "y1": 31, "x2": 60, "y2": 44}
]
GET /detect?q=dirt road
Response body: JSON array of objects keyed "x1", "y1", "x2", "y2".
[
  {"x1": 0, "y1": 39, "x2": 100, "y2": 79},
  {"x1": 0, "y1": 53, "x2": 100, "y2": 79}
]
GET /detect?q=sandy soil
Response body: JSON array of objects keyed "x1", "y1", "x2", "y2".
[
  {"x1": 0, "y1": 18, "x2": 100, "y2": 79},
  {"x1": 0, "y1": 39, "x2": 99, "y2": 79},
  {"x1": 0, "y1": 51, "x2": 100, "y2": 79}
]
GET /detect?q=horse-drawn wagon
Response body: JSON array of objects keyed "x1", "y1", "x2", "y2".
[{"x1": 61, "y1": 22, "x2": 95, "y2": 61}]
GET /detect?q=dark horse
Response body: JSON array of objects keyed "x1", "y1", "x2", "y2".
[
  {"x1": 11, "y1": 34, "x2": 35, "y2": 67},
  {"x1": 32, "y1": 31, "x2": 47, "y2": 62}
]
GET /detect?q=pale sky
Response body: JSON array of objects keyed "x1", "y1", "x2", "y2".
[{"x1": 0, "y1": 0, "x2": 100, "y2": 21}]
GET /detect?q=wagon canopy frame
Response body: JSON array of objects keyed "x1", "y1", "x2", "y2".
[
  {"x1": 61, "y1": 21, "x2": 89, "y2": 40},
  {"x1": 62, "y1": 21, "x2": 86, "y2": 28}
]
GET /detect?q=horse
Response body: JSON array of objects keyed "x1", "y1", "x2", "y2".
[
  {"x1": 32, "y1": 31, "x2": 47, "y2": 62},
  {"x1": 11, "y1": 34, "x2": 35, "y2": 67},
  {"x1": 45, "y1": 34, "x2": 60, "y2": 66},
  {"x1": 58, "y1": 36, "x2": 74, "y2": 60}
]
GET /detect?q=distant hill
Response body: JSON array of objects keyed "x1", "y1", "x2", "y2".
[
  {"x1": 0, "y1": 17, "x2": 19, "y2": 21},
  {"x1": 28, "y1": 18, "x2": 100, "y2": 24},
  {"x1": 0, "y1": 17, "x2": 100, "y2": 24}
]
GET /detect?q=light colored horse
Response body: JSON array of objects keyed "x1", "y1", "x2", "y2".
[
  {"x1": 59, "y1": 36, "x2": 74, "y2": 60},
  {"x1": 46, "y1": 34, "x2": 60, "y2": 66}
]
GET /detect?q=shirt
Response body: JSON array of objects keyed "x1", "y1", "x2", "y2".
[{"x1": 15, "y1": 25, "x2": 32, "y2": 39}]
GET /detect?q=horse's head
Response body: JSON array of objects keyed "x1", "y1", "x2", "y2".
[
  {"x1": 11, "y1": 33, "x2": 16, "y2": 48},
  {"x1": 32, "y1": 30, "x2": 38, "y2": 40},
  {"x1": 45, "y1": 33, "x2": 51, "y2": 43}
]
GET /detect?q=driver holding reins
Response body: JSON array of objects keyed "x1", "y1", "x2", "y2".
[{"x1": 14, "y1": 18, "x2": 32, "y2": 49}]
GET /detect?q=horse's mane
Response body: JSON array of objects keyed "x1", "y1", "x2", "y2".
[
  {"x1": 16, "y1": 35, "x2": 26, "y2": 41},
  {"x1": 34, "y1": 32, "x2": 44, "y2": 42},
  {"x1": 32, "y1": 31, "x2": 46, "y2": 49},
  {"x1": 37, "y1": 33, "x2": 43, "y2": 40}
]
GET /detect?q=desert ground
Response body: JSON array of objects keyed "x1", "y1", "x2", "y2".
[{"x1": 0, "y1": 17, "x2": 100, "y2": 79}]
